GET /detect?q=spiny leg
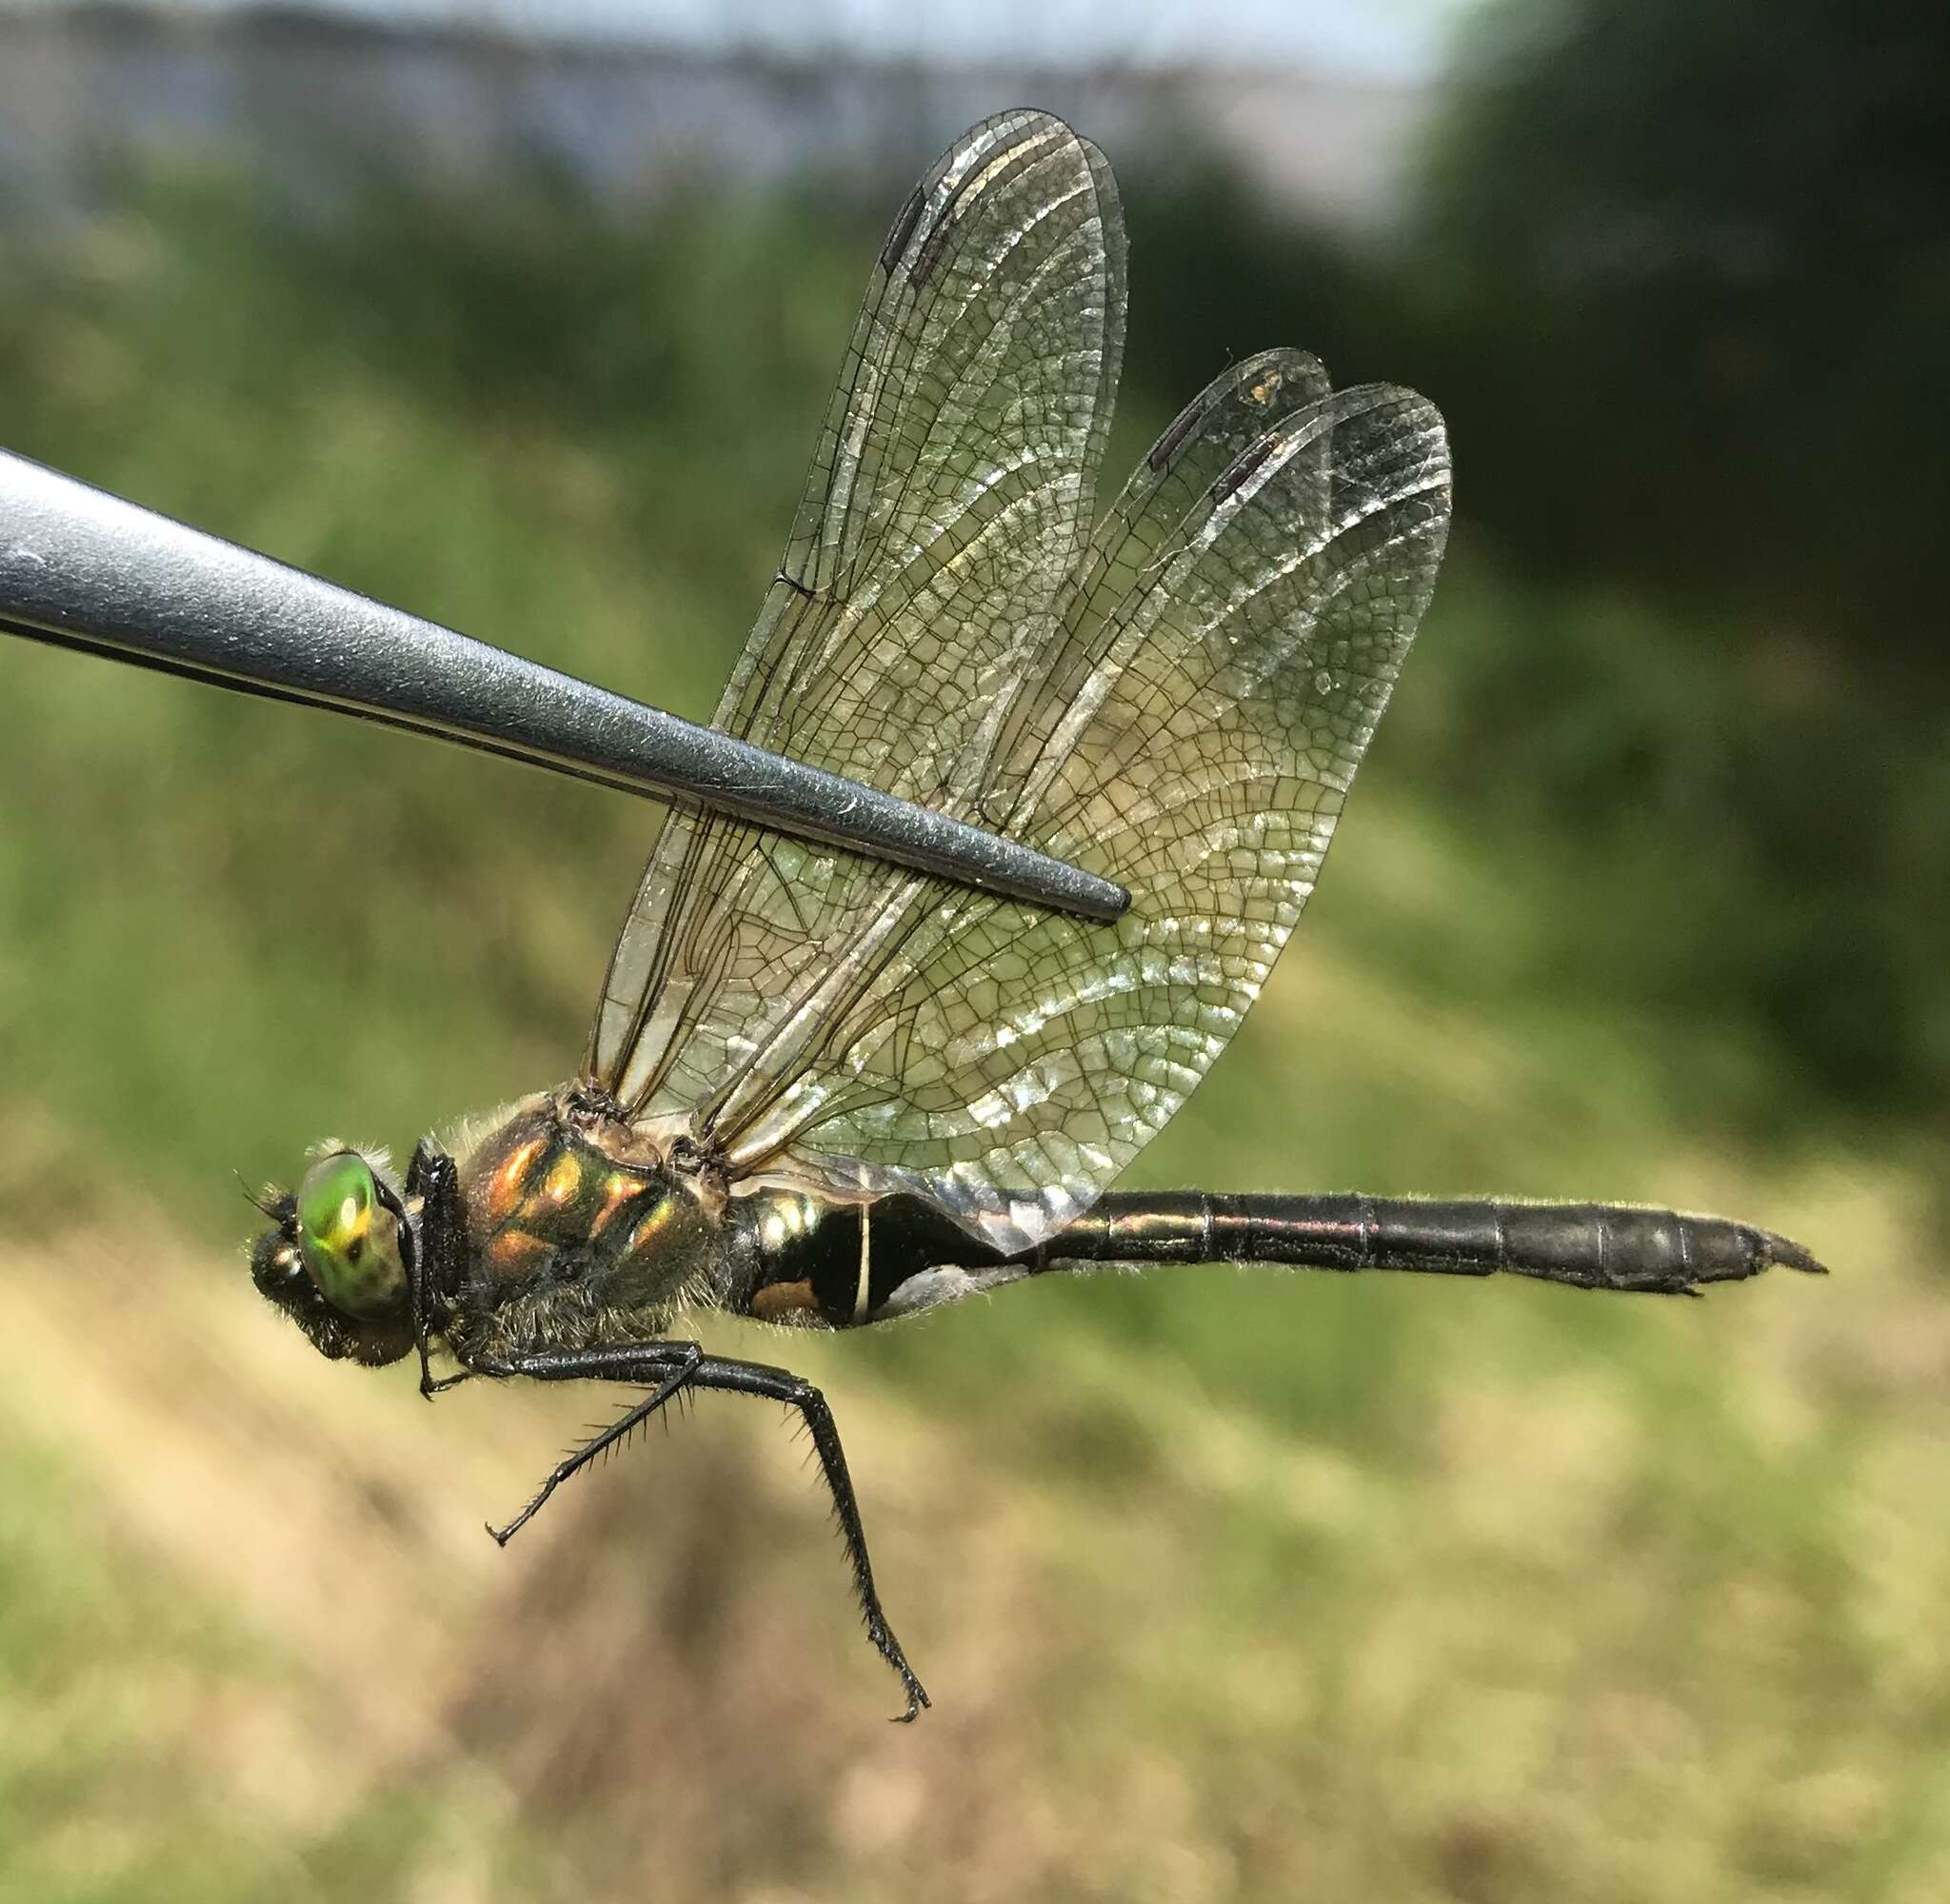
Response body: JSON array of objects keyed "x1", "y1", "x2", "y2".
[
  {"x1": 488, "y1": 1342, "x2": 703, "y2": 1546},
  {"x1": 373, "y1": 1168, "x2": 439, "y2": 1399},
  {"x1": 689, "y1": 1354, "x2": 929, "y2": 1722},
  {"x1": 404, "y1": 1140, "x2": 475, "y2": 1399},
  {"x1": 474, "y1": 1342, "x2": 928, "y2": 1721}
]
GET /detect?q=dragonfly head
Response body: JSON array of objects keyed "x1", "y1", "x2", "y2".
[{"x1": 249, "y1": 1147, "x2": 416, "y2": 1368}]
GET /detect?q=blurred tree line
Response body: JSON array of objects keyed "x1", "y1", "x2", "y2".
[
  {"x1": 1134, "y1": 0, "x2": 1949, "y2": 1133},
  {"x1": 1432, "y1": 0, "x2": 1944, "y2": 656},
  {"x1": 2, "y1": 0, "x2": 1942, "y2": 1143},
  {"x1": 1147, "y1": 0, "x2": 1948, "y2": 665}
]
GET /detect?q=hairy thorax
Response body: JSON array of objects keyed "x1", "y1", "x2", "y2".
[
  {"x1": 446, "y1": 1090, "x2": 730, "y2": 1359},
  {"x1": 436, "y1": 1087, "x2": 1005, "y2": 1362}
]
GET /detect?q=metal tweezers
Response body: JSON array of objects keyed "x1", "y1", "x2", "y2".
[{"x1": 0, "y1": 448, "x2": 1127, "y2": 923}]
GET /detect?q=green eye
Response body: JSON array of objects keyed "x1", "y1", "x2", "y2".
[{"x1": 296, "y1": 1150, "x2": 407, "y2": 1319}]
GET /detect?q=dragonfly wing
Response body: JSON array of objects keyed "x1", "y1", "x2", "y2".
[
  {"x1": 748, "y1": 367, "x2": 1452, "y2": 1251},
  {"x1": 589, "y1": 109, "x2": 1126, "y2": 1110},
  {"x1": 586, "y1": 109, "x2": 1450, "y2": 1257}
]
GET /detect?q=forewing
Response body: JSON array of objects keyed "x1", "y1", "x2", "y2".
[
  {"x1": 589, "y1": 109, "x2": 1126, "y2": 1112},
  {"x1": 733, "y1": 367, "x2": 1452, "y2": 1251}
]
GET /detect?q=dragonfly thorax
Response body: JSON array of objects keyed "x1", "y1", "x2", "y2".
[
  {"x1": 440, "y1": 1091, "x2": 727, "y2": 1358},
  {"x1": 249, "y1": 1093, "x2": 734, "y2": 1372}
]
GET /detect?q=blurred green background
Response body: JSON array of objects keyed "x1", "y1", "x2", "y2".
[{"x1": 1, "y1": 2, "x2": 1945, "y2": 1899}]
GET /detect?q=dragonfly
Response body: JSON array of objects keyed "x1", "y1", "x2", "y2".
[{"x1": 247, "y1": 110, "x2": 1822, "y2": 1720}]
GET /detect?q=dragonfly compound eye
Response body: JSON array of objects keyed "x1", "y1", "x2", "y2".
[{"x1": 294, "y1": 1149, "x2": 408, "y2": 1319}]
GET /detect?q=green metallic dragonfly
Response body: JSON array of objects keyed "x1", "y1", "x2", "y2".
[{"x1": 248, "y1": 110, "x2": 1822, "y2": 1719}]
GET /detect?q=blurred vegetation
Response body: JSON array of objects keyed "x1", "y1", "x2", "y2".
[
  {"x1": 1417, "y1": 0, "x2": 1950, "y2": 646},
  {"x1": 1129, "y1": 0, "x2": 1950, "y2": 1131},
  {"x1": 0, "y1": 18, "x2": 1943, "y2": 1902}
]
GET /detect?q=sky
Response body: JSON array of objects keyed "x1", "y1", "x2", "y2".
[{"x1": 6, "y1": 0, "x2": 1484, "y2": 81}]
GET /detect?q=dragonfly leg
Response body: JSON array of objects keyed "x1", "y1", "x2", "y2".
[
  {"x1": 688, "y1": 1353, "x2": 930, "y2": 1722},
  {"x1": 472, "y1": 1341, "x2": 929, "y2": 1722},
  {"x1": 404, "y1": 1139, "x2": 470, "y2": 1399},
  {"x1": 488, "y1": 1341, "x2": 703, "y2": 1546},
  {"x1": 371, "y1": 1165, "x2": 436, "y2": 1398}
]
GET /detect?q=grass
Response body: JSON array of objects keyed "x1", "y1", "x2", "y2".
[{"x1": 0, "y1": 155, "x2": 1942, "y2": 1900}]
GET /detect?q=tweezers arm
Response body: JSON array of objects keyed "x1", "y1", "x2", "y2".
[{"x1": 0, "y1": 448, "x2": 1127, "y2": 923}]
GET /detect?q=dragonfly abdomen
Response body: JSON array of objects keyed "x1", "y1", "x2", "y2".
[{"x1": 1030, "y1": 1191, "x2": 1823, "y2": 1295}]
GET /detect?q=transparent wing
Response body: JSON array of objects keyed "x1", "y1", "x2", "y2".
[
  {"x1": 720, "y1": 366, "x2": 1452, "y2": 1251},
  {"x1": 588, "y1": 109, "x2": 1126, "y2": 1106},
  {"x1": 587, "y1": 111, "x2": 1450, "y2": 1257}
]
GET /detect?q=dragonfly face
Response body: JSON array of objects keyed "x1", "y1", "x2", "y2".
[
  {"x1": 249, "y1": 1148, "x2": 416, "y2": 1368},
  {"x1": 236, "y1": 109, "x2": 1818, "y2": 1719}
]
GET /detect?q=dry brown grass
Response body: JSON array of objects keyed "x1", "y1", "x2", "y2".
[{"x1": 1, "y1": 1089, "x2": 1940, "y2": 1903}]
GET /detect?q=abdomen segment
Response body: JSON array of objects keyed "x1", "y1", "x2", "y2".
[{"x1": 1026, "y1": 1192, "x2": 1824, "y2": 1294}]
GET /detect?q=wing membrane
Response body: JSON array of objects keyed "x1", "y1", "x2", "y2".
[
  {"x1": 729, "y1": 371, "x2": 1451, "y2": 1249},
  {"x1": 589, "y1": 109, "x2": 1126, "y2": 1111},
  {"x1": 587, "y1": 115, "x2": 1452, "y2": 1254}
]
